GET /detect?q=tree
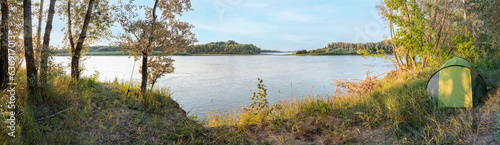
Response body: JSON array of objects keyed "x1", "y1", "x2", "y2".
[
  {"x1": 35, "y1": 0, "x2": 43, "y2": 61},
  {"x1": 69, "y1": 0, "x2": 94, "y2": 80},
  {"x1": 148, "y1": 56, "x2": 174, "y2": 89},
  {"x1": 1, "y1": 0, "x2": 25, "y2": 82},
  {"x1": 115, "y1": 0, "x2": 196, "y2": 95},
  {"x1": 40, "y1": 0, "x2": 56, "y2": 84},
  {"x1": 375, "y1": 0, "x2": 499, "y2": 71},
  {"x1": 58, "y1": 0, "x2": 113, "y2": 80},
  {"x1": 24, "y1": 0, "x2": 39, "y2": 98},
  {"x1": 186, "y1": 41, "x2": 261, "y2": 55},
  {"x1": 0, "y1": 0, "x2": 8, "y2": 89}
]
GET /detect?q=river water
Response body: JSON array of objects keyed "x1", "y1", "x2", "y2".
[{"x1": 54, "y1": 54, "x2": 394, "y2": 119}]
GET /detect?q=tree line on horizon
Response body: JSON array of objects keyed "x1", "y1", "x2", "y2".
[
  {"x1": 182, "y1": 40, "x2": 261, "y2": 55},
  {"x1": 54, "y1": 40, "x2": 262, "y2": 55},
  {"x1": 295, "y1": 41, "x2": 393, "y2": 55}
]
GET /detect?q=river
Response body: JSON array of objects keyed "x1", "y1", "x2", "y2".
[{"x1": 54, "y1": 54, "x2": 394, "y2": 120}]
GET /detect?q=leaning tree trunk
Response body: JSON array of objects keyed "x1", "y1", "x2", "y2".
[
  {"x1": 433, "y1": 0, "x2": 448, "y2": 56},
  {"x1": 140, "y1": 0, "x2": 159, "y2": 95},
  {"x1": 40, "y1": 0, "x2": 56, "y2": 84},
  {"x1": 0, "y1": 0, "x2": 9, "y2": 89},
  {"x1": 70, "y1": 0, "x2": 95, "y2": 80},
  {"x1": 24, "y1": 0, "x2": 40, "y2": 99}
]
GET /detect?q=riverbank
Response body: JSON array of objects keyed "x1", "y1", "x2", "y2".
[
  {"x1": 1, "y1": 66, "x2": 499, "y2": 144},
  {"x1": 207, "y1": 67, "x2": 500, "y2": 144}
]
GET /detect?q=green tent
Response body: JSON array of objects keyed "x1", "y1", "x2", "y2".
[{"x1": 426, "y1": 57, "x2": 487, "y2": 108}]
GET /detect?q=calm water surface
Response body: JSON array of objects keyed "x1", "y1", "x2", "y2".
[{"x1": 54, "y1": 55, "x2": 394, "y2": 119}]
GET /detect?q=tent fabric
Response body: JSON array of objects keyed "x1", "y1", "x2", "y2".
[
  {"x1": 440, "y1": 57, "x2": 472, "y2": 68},
  {"x1": 426, "y1": 57, "x2": 487, "y2": 108},
  {"x1": 438, "y1": 66, "x2": 472, "y2": 107}
]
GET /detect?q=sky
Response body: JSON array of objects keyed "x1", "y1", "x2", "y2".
[{"x1": 49, "y1": 0, "x2": 390, "y2": 51}]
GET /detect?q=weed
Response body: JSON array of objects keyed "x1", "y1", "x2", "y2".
[
  {"x1": 495, "y1": 113, "x2": 500, "y2": 138},
  {"x1": 249, "y1": 78, "x2": 269, "y2": 110}
]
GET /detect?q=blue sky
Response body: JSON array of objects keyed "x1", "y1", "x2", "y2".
[{"x1": 49, "y1": 0, "x2": 390, "y2": 51}]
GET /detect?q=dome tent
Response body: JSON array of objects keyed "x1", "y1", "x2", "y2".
[{"x1": 426, "y1": 57, "x2": 487, "y2": 108}]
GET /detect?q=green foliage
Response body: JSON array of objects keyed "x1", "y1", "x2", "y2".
[
  {"x1": 496, "y1": 113, "x2": 500, "y2": 138},
  {"x1": 57, "y1": 0, "x2": 113, "y2": 54},
  {"x1": 297, "y1": 41, "x2": 393, "y2": 55},
  {"x1": 208, "y1": 66, "x2": 500, "y2": 144},
  {"x1": 147, "y1": 56, "x2": 174, "y2": 89},
  {"x1": 295, "y1": 49, "x2": 308, "y2": 54},
  {"x1": 249, "y1": 78, "x2": 269, "y2": 110},
  {"x1": 377, "y1": 0, "x2": 499, "y2": 70},
  {"x1": 91, "y1": 67, "x2": 100, "y2": 81},
  {"x1": 186, "y1": 40, "x2": 261, "y2": 55},
  {"x1": 174, "y1": 51, "x2": 192, "y2": 56}
]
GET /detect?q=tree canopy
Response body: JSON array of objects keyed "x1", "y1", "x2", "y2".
[
  {"x1": 296, "y1": 41, "x2": 393, "y2": 55},
  {"x1": 184, "y1": 40, "x2": 261, "y2": 55},
  {"x1": 376, "y1": 0, "x2": 500, "y2": 71}
]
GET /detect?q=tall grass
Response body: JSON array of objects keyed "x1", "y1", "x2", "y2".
[
  {"x1": 0, "y1": 69, "x2": 219, "y2": 144},
  {"x1": 207, "y1": 67, "x2": 500, "y2": 144}
]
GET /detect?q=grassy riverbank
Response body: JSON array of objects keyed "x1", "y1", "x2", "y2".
[
  {"x1": 1, "y1": 65, "x2": 499, "y2": 144},
  {"x1": 0, "y1": 72, "x2": 213, "y2": 144},
  {"x1": 207, "y1": 66, "x2": 500, "y2": 144}
]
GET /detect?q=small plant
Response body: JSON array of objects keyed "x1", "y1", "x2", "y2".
[
  {"x1": 249, "y1": 78, "x2": 269, "y2": 110},
  {"x1": 92, "y1": 67, "x2": 100, "y2": 81},
  {"x1": 241, "y1": 78, "x2": 273, "y2": 124},
  {"x1": 495, "y1": 113, "x2": 500, "y2": 138}
]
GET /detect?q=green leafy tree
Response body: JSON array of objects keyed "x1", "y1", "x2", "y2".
[
  {"x1": 186, "y1": 41, "x2": 261, "y2": 55},
  {"x1": 375, "y1": 0, "x2": 499, "y2": 71},
  {"x1": 58, "y1": 0, "x2": 113, "y2": 80},
  {"x1": 115, "y1": 0, "x2": 196, "y2": 95}
]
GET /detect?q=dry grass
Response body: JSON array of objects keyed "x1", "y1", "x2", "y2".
[
  {"x1": 1, "y1": 63, "x2": 499, "y2": 144},
  {"x1": 207, "y1": 67, "x2": 500, "y2": 144}
]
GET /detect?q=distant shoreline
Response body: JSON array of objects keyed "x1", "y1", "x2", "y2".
[
  {"x1": 54, "y1": 51, "x2": 373, "y2": 56},
  {"x1": 55, "y1": 51, "x2": 298, "y2": 56}
]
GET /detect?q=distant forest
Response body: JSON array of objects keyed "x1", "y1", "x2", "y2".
[
  {"x1": 296, "y1": 41, "x2": 393, "y2": 55},
  {"x1": 55, "y1": 40, "x2": 394, "y2": 56},
  {"x1": 56, "y1": 40, "x2": 262, "y2": 55},
  {"x1": 183, "y1": 40, "x2": 261, "y2": 55}
]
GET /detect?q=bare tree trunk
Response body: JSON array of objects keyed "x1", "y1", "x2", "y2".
[
  {"x1": 0, "y1": 0, "x2": 9, "y2": 89},
  {"x1": 40, "y1": 0, "x2": 56, "y2": 85},
  {"x1": 24, "y1": 0, "x2": 40, "y2": 99},
  {"x1": 141, "y1": 53, "x2": 148, "y2": 95},
  {"x1": 66, "y1": 0, "x2": 75, "y2": 51},
  {"x1": 422, "y1": 56, "x2": 427, "y2": 69},
  {"x1": 404, "y1": 0, "x2": 413, "y2": 70},
  {"x1": 389, "y1": 20, "x2": 402, "y2": 70},
  {"x1": 423, "y1": 7, "x2": 439, "y2": 69},
  {"x1": 70, "y1": 0, "x2": 95, "y2": 80},
  {"x1": 140, "y1": 0, "x2": 159, "y2": 95},
  {"x1": 411, "y1": 55, "x2": 417, "y2": 70},
  {"x1": 463, "y1": 0, "x2": 467, "y2": 32},
  {"x1": 36, "y1": 0, "x2": 43, "y2": 56},
  {"x1": 433, "y1": 0, "x2": 448, "y2": 55},
  {"x1": 405, "y1": 49, "x2": 410, "y2": 70}
]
